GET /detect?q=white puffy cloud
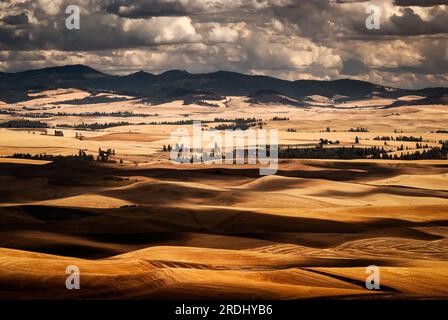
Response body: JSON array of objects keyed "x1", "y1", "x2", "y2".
[
  {"x1": 206, "y1": 24, "x2": 240, "y2": 43},
  {"x1": 122, "y1": 16, "x2": 200, "y2": 44},
  {"x1": 351, "y1": 40, "x2": 425, "y2": 68}
]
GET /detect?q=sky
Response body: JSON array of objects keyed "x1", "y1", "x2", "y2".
[{"x1": 0, "y1": 0, "x2": 447, "y2": 89}]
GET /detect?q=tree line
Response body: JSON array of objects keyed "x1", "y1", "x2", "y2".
[
  {"x1": 0, "y1": 110, "x2": 158, "y2": 119},
  {"x1": 0, "y1": 120, "x2": 47, "y2": 128},
  {"x1": 278, "y1": 142, "x2": 448, "y2": 160},
  {"x1": 374, "y1": 135, "x2": 425, "y2": 142},
  {"x1": 5, "y1": 147, "x2": 123, "y2": 164}
]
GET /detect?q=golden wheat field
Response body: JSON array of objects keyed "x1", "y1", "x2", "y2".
[{"x1": 0, "y1": 89, "x2": 447, "y2": 299}]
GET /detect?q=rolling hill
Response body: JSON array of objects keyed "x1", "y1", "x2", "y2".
[{"x1": 0, "y1": 64, "x2": 447, "y2": 104}]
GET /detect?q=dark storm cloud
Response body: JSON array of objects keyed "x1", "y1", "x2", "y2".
[
  {"x1": 335, "y1": 0, "x2": 369, "y2": 3},
  {"x1": 104, "y1": 0, "x2": 294, "y2": 18},
  {"x1": 388, "y1": 7, "x2": 448, "y2": 35},
  {"x1": 105, "y1": 0, "x2": 197, "y2": 17},
  {"x1": 2, "y1": 13, "x2": 29, "y2": 25},
  {"x1": 342, "y1": 58, "x2": 370, "y2": 75},
  {"x1": 394, "y1": 0, "x2": 448, "y2": 6}
]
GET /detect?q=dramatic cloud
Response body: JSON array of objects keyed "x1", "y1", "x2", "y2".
[
  {"x1": 105, "y1": 0, "x2": 296, "y2": 17},
  {"x1": 0, "y1": 0, "x2": 446, "y2": 88},
  {"x1": 2, "y1": 13, "x2": 29, "y2": 25},
  {"x1": 394, "y1": 0, "x2": 448, "y2": 7}
]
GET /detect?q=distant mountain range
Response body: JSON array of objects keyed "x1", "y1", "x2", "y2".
[{"x1": 0, "y1": 64, "x2": 447, "y2": 105}]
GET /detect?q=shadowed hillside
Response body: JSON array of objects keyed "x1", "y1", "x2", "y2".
[{"x1": 0, "y1": 159, "x2": 447, "y2": 299}]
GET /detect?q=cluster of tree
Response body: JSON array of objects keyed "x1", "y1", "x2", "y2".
[
  {"x1": 349, "y1": 127, "x2": 369, "y2": 132},
  {"x1": 182, "y1": 93, "x2": 225, "y2": 106},
  {"x1": 183, "y1": 99, "x2": 219, "y2": 107},
  {"x1": 97, "y1": 148, "x2": 116, "y2": 163},
  {"x1": 57, "y1": 121, "x2": 135, "y2": 130},
  {"x1": 214, "y1": 117, "x2": 261, "y2": 124},
  {"x1": 148, "y1": 120, "x2": 200, "y2": 125},
  {"x1": 59, "y1": 96, "x2": 129, "y2": 105},
  {"x1": 199, "y1": 101, "x2": 220, "y2": 107},
  {"x1": 318, "y1": 138, "x2": 340, "y2": 146},
  {"x1": 415, "y1": 143, "x2": 430, "y2": 149},
  {"x1": 278, "y1": 141, "x2": 448, "y2": 160},
  {"x1": 22, "y1": 106, "x2": 57, "y2": 111},
  {"x1": 287, "y1": 128, "x2": 297, "y2": 132},
  {"x1": 5, "y1": 152, "x2": 94, "y2": 161},
  {"x1": 210, "y1": 118, "x2": 264, "y2": 130},
  {"x1": 436, "y1": 130, "x2": 448, "y2": 134},
  {"x1": 396, "y1": 145, "x2": 410, "y2": 151},
  {"x1": 9, "y1": 112, "x2": 55, "y2": 118},
  {"x1": 271, "y1": 117, "x2": 289, "y2": 121},
  {"x1": 4, "y1": 147, "x2": 124, "y2": 163},
  {"x1": 0, "y1": 120, "x2": 48, "y2": 128},
  {"x1": 394, "y1": 142, "x2": 447, "y2": 160},
  {"x1": 374, "y1": 135, "x2": 424, "y2": 142},
  {"x1": 162, "y1": 145, "x2": 173, "y2": 152},
  {"x1": 212, "y1": 122, "x2": 261, "y2": 131},
  {"x1": 279, "y1": 145, "x2": 388, "y2": 159},
  {"x1": 396, "y1": 135, "x2": 424, "y2": 142},
  {"x1": 374, "y1": 136, "x2": 393, "y2": 141},
  {"x1": 78, "y1": 149, "x2": 95, "y2": 161}
]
